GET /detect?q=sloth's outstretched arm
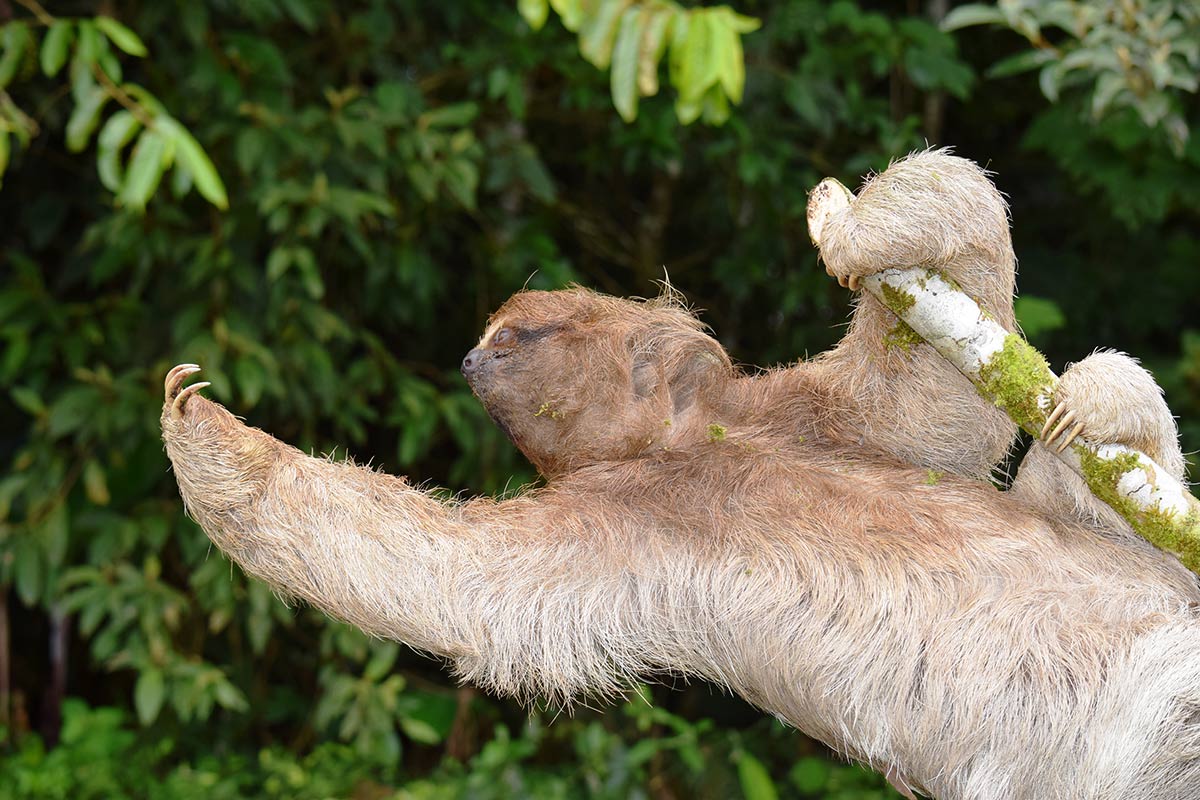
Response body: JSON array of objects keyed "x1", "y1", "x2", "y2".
[{"x1": 161, "y1": 366, "x2": 723, "y2": 704}]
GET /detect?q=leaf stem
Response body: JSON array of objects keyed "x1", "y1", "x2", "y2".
[
  {"x1": 90, "y1": 62, "x2": 156, "y2": 129},
  {"x1": 12, "y1": 0, "x2": 52, "y2": 26}
]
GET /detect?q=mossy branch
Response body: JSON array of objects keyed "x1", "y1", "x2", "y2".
[{"x1": 808, "y1": 177, "x2": 1200, "y2": 573}]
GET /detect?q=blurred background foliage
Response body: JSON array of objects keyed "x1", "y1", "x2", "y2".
[{"x1": 1, "y1": 0, "x2": 1199, "y2": 797}]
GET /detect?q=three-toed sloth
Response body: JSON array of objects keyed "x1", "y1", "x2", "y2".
[{"x1": 163, "y1": 151, "x2": 1199, "y2": 800}]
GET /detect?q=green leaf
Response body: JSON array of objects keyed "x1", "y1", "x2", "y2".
[
  {"x1": 40, "y1": 21, "x2": 74, "y2": 77},
  {"x1": 66, "y1": 86, "x2": 109, "y2": 153},
  {"x1": 736, "y1": 751, "x2": 778, "y2": 800},
  {"x1": 986, "y1": 48, "x2": 1057, "y2": 78},
  {"x1": 400, "y1": 717, "x2": 441, "y2": 745},
  {"x1": 74, "y1": 21, "x2": 105, "y2": 68},
  {"x1": 724, "y1": 10, "x2": 761, "y2": 34},
  {"x1": 940, "y1": 4, "x2": 1006, "y2": 31},
  {"x1": 638, "y1": 7, "x2": 672, "y2": 96},
  {"x1": 579, "y1": 0, "x2": 630, "y2": 69},
  {"x1": 96, "y1": 110, "x2": 141, "y2": 192},
  {"x1": 0, "y1": 22, "x2": 32, "y2": 88},
  {"x1": 788, "y1": 757, "x2": 831, "y2": 793},
  {"x1": 94, "y1": 16, "x2": 148, "y2": 58},
  {"x1": 234, "y1": 358, "x2": 266, "y2": 407},
  {"x1": 677, "y1": 9, "x2": 718, "y2": 105},
  {"x1": 14, "y1": 538, "x2": 42, "y2": 606},
  {"x1": 266, "y1": 246, "x2": 292, "y2": 280},
  {"x1": 134, "y1": 668, "x2": 166, "y2": 725},
  {"x1": 1092, "y1": 71, "x2": 1126, "y2": 117},
  {"x1": 443, "y1": 159, "x2": 479, "y2": 210},
  {"x1": 713, "y1": 8, "x2": 746, "y2": 104},
  {"x1": 278, "y1": 0, "x2": 319, "y2": 32},
  {"x1": 158, "y1": 117, "x2": 229, "y2": 209},
  {"x1": 48, "y1": 386, "x2": 98, "y2": 437},
  {"x1": 1038, "y1": 61, "x2": 1062, "y2": 102},
  {"x1": 9, "y1": 385, "x2": 41, "y2": 416},
  {"x1": 40, "y1": 502, "x2": 68, "y2": 565},
  {"x1": 1015, "y1": 296, "x2": 1067, "y2": 340},
  {"x1": 610, "y1": 8, "x2": 644, "y2": 121},
  {"x1": 83, "y1": 459, "x2": 111, "y2": 506},
  {"x1": 0, "y1": 131, "x2": 8, "y2": 187},
  {"x1": 293, "y1": 246, "x2": 324, "y2": 299},
  {"x1": 213, "y1": 679, "x2": 249, "y2": 712},
  {"x1": 419, "y1": 102, "x2": 479, "y2": 129},
  {"x1": 119, "y1": 128, "x2": 169, "y2": 211},
  {"x1": 519, "y1": 0, "x2": 550, "y2": 31},
  {"x1": 667, "y1": 10, "x2": 690, "y2": 91},
  {"x1": 550, "y1": 0, "x2": 585, "y2": 32}
]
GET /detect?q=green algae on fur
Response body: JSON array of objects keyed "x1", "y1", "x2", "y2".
[
  {"x1": 1078, "y1": 447, "x2": 1200, "y2": 573},
  {"x1": 976, "y1": 334, "x2": 1055, "y2": 434},
  {"x1": 706, "y1": 423, "x2": 727, "y2": 443},
  {"x1": 534, "y1": 402, "x2": 564, "y2": 420},
  {"x1": 924, "y1": 469, "x2": 943, "y2": 486}
]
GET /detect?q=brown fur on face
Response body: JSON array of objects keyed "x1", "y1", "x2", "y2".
[{"x1": 462, "y1": 288, "x2": 731, "y2": 478}]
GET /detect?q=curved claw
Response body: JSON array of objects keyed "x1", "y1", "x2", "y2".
[
  {"x1": 847, "y1": 274, "x2": 861, "y2": 291},
  {"x1": 1056, "y1": 422, "x2": 1085, "y2": 453},
  {"x1": 171, "y1": 381, "x2": 211, "y2": 419},
  {"x1": 165, "y1": 364, "x2": 201, "y2": 400},
  {"x1": 1040, "y1": 403, "x2": 1067, "y2": 440},
  {"x1": 1043, "y1": 409, "x2": 1078, "y2": 448}
]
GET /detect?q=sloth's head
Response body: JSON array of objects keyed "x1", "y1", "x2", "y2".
[{"x1": 462, "y1": 287, "x2": 732, "y2": 478}]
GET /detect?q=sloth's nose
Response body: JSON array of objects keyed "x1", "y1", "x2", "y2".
[{"x1": 461, "y1": 348, "x2": 485, "y2": 378}]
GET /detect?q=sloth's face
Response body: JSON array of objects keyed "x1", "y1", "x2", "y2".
[{"x1": 461, "y1": 290, "x2": 678, "y2": 479}]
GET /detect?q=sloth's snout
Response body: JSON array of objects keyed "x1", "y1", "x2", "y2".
[{"x1": 461, "y1": 348, "x2": 486, "y2": 379}]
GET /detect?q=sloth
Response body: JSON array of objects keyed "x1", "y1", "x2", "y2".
[{"x1": 161, "y1": 152, "x2": 1200, "y2": 799}]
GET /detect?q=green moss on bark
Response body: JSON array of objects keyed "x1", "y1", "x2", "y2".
[
  {"x1": 1078, "y1": 447, "x2": 1200, "y2": 572},
  {"x1": 879, "y1": 283, "x2": 916, "y2": 315},
  {"x1": 976, "y1": 334, "x2": 1055, "y2": 434}
]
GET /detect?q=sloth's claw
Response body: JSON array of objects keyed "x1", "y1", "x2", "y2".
[
  {"x1": 165, "y1": 364, "x2": 208, "y2": 420},
  {"x1": 1041, "y1": 404, "x2": 1085, "y2": 453},
  {"x1": 172, "y1": 381, "x2": 210, "y2": 418},
  {"x1": 1040, "y1": 403, "x2": 1066, "y2": 440},
  {"x1": 165, "y1": 364, "x2": 201, "y2": 400},
  {"x1": 1043, "y1": 408, "x2": 1077, "y2": 447},
  {"x1": 1056, "y1": 422, "x2": 1085, "y2": 453}
]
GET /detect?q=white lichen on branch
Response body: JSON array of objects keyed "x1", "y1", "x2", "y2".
[{"x1": 808, "y1": 176, "x2": 1200, "y2": 572}]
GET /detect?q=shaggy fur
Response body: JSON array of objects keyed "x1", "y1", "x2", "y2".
[
  {"x1": 162, "y1": 152, "x2": 1200, "y2": 799},
  {"x1": 814, "y1": 149, "x2": 1018, "y2": 480}
]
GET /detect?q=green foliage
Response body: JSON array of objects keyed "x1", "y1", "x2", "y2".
[
  {"x1": 1014, "y1": 295, "x2": 1067, "y2": 341},
  {"x1": 0, "y1": 695, "x2": 902, "y2": 800},
  {"x1": 945, "y1": 0, "x2": 1200, "y2": 152},
  {"x1": 0, "y1": 8, "x2": 226, "y2": 207},
  {"x1": 518, "y1": 0, "x2": 761, "y2": 123},
  {"x1": 0, "y1": 0, "x2": 1198, "y2": 796}
]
